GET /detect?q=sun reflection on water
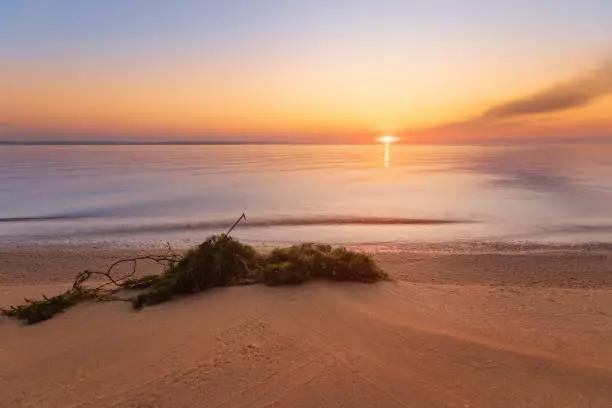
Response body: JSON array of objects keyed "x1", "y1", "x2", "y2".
[
  {"x1": 377, "y1": 135, "x2": 399, "y2": 168},
  {"x1": 384, "y1": 143, "x2": 390, "y2": 167}
]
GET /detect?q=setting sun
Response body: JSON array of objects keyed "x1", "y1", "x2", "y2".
[{"x1": 377, "y1": 135, "x2": 400, "y2": 144}]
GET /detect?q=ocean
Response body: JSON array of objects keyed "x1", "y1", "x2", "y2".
[{"x1": 1, "y1": 143, "x2": 612, "y2": 246}]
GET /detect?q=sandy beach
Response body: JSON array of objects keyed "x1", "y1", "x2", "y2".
[{"x1": 1, "y1": 244, "x2": 611, "y2": 408}]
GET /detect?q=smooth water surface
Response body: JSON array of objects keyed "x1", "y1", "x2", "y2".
[{"x1": 1, "y1": 144, "x2": 612, "y2": 245}]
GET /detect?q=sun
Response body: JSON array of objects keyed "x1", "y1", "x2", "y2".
[{"x1": 376, "y1": 135, "x2": 399, "y2": 144}]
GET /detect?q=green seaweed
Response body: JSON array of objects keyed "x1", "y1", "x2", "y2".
[
  {"x1": 1, "y1": 286, "x2": 97, "y2": 324},
  {"x1": 2, "y1": 233, "x2": 387, "y2": 324},
  {"x1": 133, "y1": 238, "x2": 386, "y2": 308},
  {"x1": 262, "y1": 243, "x2": 386, "y2": 285}
]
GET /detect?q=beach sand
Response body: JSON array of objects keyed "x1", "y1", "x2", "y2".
[{"x1": 1, "y1": 245, "x2": 611, "y2": 407}]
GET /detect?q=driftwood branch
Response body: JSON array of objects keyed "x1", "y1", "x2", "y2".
[
  {"x1": 77, "y1": 212, "x2": 247, "y2": 294},
  {"x1": 1, "y1": 243, "x2": 183, "y2": 323},
  {"x1": 78, "y1": 247, "x2": 182, "y2": 291}
]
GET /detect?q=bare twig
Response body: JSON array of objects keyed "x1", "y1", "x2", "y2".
[
  {"x1": 226, "y1": 212, "x2": 246, "y2": 236},
  {"x1": 74, "y1": 247, "x2": 181, "y2": 292}
]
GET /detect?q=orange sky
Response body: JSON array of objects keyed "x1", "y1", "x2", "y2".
[
  {"x1": 2, "y1": 2, "x2": 611, "y2": 143},
  {"x1": 4, "y1": 54, "x2": 611, "y2": 143}
]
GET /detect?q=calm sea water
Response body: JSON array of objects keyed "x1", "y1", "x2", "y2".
[{"x1": 1, "y1": 144, "x2": 612, "y2": 246}]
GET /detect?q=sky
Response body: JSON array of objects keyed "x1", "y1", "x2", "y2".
[{"x1": 1, "y1": 0, "x2": 611, "y2": 144}]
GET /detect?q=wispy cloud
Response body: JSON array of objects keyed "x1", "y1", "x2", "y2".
[
  {"x1": 405, "y1": 59, "x2": 612, "y2": 143},
  {"x1": 480, "y1": 59, "x2": 612, "y2": 120}
]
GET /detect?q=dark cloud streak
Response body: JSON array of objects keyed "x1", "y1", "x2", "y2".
[{"x1": 481, "y1": 59, "x2": 612, "y2": 119}]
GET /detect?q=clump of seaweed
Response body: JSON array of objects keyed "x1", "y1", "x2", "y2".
[
  {"x1": 1, "y1": 213, "x2": 388, "y2": 325},
  {"x1": 132, "y1": 234, "x2": 263, "y2": 309},
  {"x1": 1, "y1": 288, "x2": 95, "y2": 325},
  {"x1": 262, "y1": 243, "x2": 386, "y2": 285}
]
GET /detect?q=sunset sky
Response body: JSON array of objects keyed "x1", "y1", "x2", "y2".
[{"x1": 1, "y1": 1, "x2": 611, "y2": 143}]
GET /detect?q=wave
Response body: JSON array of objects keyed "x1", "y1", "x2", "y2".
[
  {"x1": 0, "y1": 215, "x2": 84, "y2": 223},
  {"x1": 1, "y1": 214, "x2": 466, "y2": 226},
  {"x1": 73, "y1": 216, "x2": 467, "y2": 237},
  {"x1": 0, "y1": 215, "x2": 467, "y2": 239},
  {"x1": 0, "y1": 213, "x2": 98, "y2": 223}
]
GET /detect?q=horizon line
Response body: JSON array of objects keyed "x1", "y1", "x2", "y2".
[
  {"x1": 0, "y1": 140, "x2": 314, "y2": 146},
  {"x1": 1, "y1": 137, "x2": 612, "y2": 147}
]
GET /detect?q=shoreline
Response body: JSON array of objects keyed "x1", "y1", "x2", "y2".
[
  {"x1": 4, "y1": 239, "x2": 612, "y2": 251},
  {"x1": 2, "y1": 242, "x2": 611, "y2": 294},
  {"x1": 2, "y1": 242, "x2": 612, "y2": 289}
]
